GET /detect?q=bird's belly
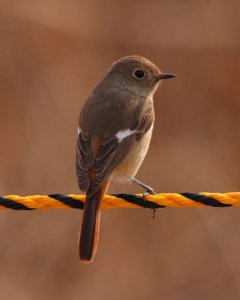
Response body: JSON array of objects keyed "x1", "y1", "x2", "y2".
[{"x1": 110, "y1": 125, "x2": 153, "y2": 184}]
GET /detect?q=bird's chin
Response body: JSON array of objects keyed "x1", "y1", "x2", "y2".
[{"x1": 152, "y1": 81, "x2": 161, "y2": 93}]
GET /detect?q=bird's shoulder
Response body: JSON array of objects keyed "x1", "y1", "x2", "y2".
[{"x1": 79, "y1": 89, "x2": 152, "y2": 137}]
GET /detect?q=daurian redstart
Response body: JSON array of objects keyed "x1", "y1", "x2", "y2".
[{"x1": 76, "y1": 55, "x2": 176, "y2": 263}]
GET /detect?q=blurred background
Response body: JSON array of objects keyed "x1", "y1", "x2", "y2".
[{"x1": 0, "y1": 1, "x2": 240, "y2": 299}]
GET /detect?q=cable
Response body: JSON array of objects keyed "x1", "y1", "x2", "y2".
[{"x1": 0, "y1": 192, "x2": 239, "y2": 210}]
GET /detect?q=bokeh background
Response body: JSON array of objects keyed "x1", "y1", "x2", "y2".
[{"x1": 0, "y1": 1, "x2": 240, "y2": 299}]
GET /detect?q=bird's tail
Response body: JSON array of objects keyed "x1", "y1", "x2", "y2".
[{"x1": 79, "y1": 181, "x2": 109, "y2": 263}]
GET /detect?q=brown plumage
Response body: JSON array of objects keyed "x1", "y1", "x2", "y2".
[{"x1": 76, "y1": 55, "x2": 176, "y2": 263}]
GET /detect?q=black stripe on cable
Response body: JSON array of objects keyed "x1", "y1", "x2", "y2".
[
  {"x1": 0, "y1": 196, "x2": 35, "y2": 210},
  {"x1": 113, "y1": 193, "x2": 165, "y2": 209},
  {"x1": 49, "y1": 194, "x2": 84, "y2": 209},
  {"x1": 180, "y1": 193, "x2": 232, "y2": 207}
]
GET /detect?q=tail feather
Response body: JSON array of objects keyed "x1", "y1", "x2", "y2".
[{"x1": 79, "y1": 181, "x2": 108, "y2": 263}]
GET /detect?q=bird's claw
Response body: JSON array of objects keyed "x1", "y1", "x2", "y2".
[{"x1": 142, "y1": 190, "x2": 157, "y2": 222}]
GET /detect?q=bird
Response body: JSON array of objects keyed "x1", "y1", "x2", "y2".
[{"x1": 76, "y1": 55, "x2": 176, "y2": 263}]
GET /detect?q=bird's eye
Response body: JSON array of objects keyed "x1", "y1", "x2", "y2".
[{"x1": 133, "y1": 69, "x2": 145, "y2": 79}]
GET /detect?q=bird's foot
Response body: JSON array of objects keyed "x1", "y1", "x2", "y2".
[
  {"x1": 131, "y1": 177, "x2": 157, "y2": 195},
  {"x1": 131, "y1": 177, "x2": 157, "y2": 221}
]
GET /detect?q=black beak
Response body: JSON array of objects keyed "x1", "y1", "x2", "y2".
[{"x1": 156, "y1": 73, "x2": 176, "y2": 81}]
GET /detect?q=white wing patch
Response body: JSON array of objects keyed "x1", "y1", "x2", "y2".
[
  {"x1": 77, "y1": 126, "x2": 81, "y2": 135},
  {"x1": 116, "y1": 129, "x2": 135, "y2": 143}
]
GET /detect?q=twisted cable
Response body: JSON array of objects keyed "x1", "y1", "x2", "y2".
[{"x1": 0, "y1": 192, "x2": 239, "y2": 210}]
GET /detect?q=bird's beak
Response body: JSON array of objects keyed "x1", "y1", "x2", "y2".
[{"x1": 155, "y1": 73, "x2": 176, "y2": 81}]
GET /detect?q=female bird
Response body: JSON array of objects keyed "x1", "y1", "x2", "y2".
[{"x1": 76, "y1": 55, "x2": 176, "y2": 263}]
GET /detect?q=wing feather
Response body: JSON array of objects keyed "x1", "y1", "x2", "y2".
[
  {"x1": 76, "y1": 110, "x2": 154, "y2": 195},
  {"x1": 76, "y1": 133, "x2": 94, "y2": 191}
]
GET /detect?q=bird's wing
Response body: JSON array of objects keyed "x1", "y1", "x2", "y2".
[
  {"x1": 76, "y1": 111, "x2": 153, "y2": 194},
  {"x1": 76, "y1": 132, "x2": 94, "y2": 191}
]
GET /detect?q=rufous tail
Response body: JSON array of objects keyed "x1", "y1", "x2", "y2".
[{"x1": 79, "y1": 181, "x2": 108, "y2": 263}]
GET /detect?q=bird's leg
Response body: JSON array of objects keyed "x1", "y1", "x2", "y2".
[
  {"x1": 131, "y1": 177, "x2": 157, "y2": 195},
  {"x1": 131, "y1": 177, "x2": 157, "y2": 221}
]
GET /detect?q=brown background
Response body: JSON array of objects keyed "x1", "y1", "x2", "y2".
[{"x1": 0, "y1": 1, "x2": 240, "y2": 299}]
